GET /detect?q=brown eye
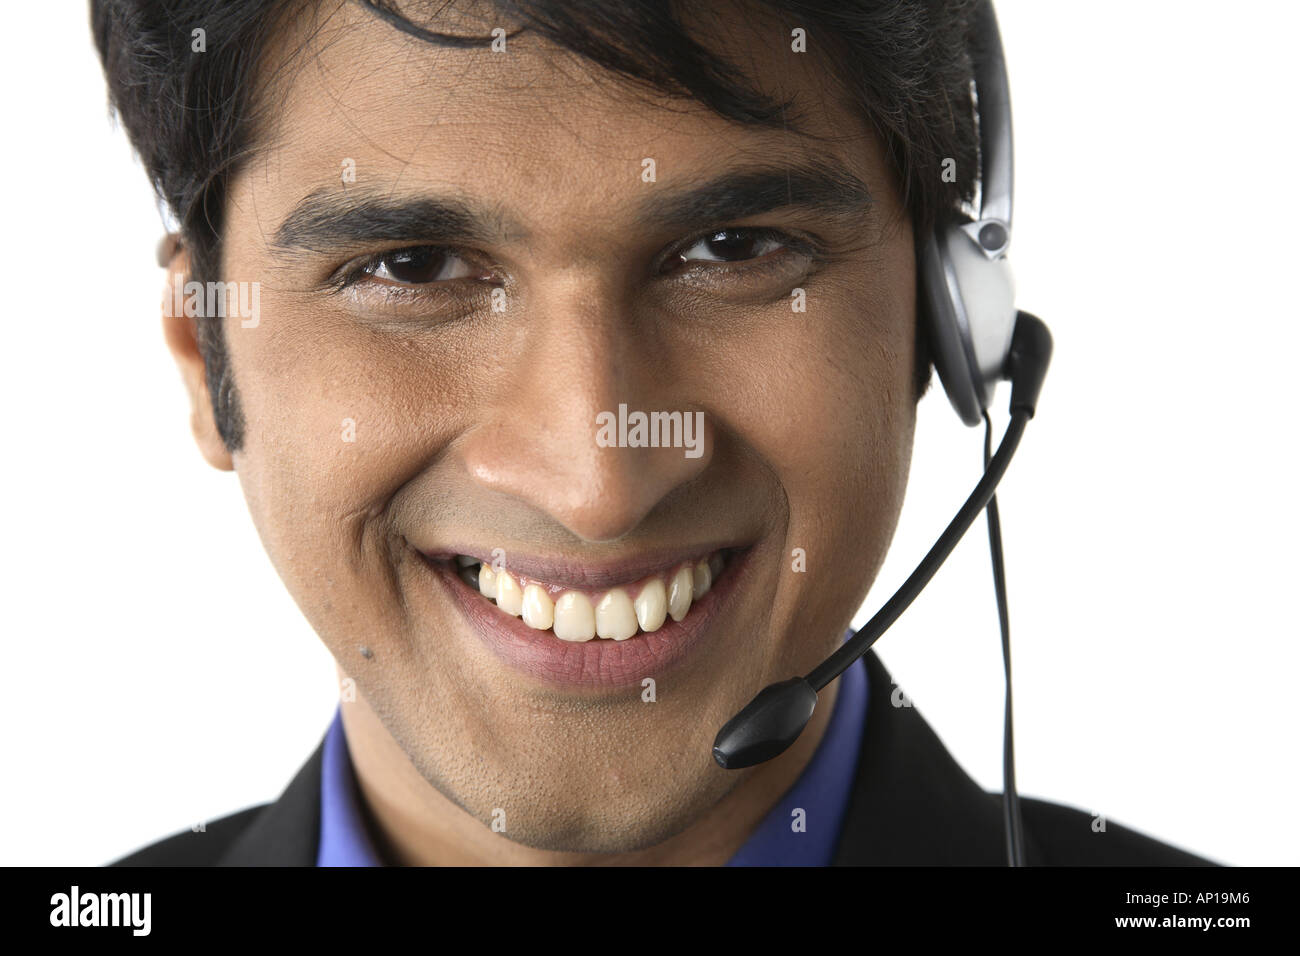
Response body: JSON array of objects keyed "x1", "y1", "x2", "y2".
[
  {"x1": 369, "y1": 247, "x2": 480, "y2": 285},
  {"x1": 673, "y1": 228, "x2": 785, "y2": 266}
]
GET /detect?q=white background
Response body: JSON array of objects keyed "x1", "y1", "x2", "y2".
[{"x1": 1, "y1": 1, "x2": 1295, "y2": 866}]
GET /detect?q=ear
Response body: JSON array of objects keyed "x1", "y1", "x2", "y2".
[{"x1": 160, "y1": 245, "x2": 235, "y2": 471}]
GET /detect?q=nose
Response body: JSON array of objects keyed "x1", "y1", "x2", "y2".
[{"x1": 458, "y1": 278, "x2": 712, "y2": 543}]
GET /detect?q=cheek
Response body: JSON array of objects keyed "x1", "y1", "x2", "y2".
[
  {"x1": 223, "y1": 312, "x2": 466, "y2": 617},
  {"x1": 731, "y1": 274, "x2": 916, "y2": 515},
  {"x1": 726, "y1": 269, "x2": 917, "y2": 625}
]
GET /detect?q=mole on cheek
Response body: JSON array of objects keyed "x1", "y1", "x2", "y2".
[{"x1": 360, "y1": 646, "x2": 374, "y2": 661}]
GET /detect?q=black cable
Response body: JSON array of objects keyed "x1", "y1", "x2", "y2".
[{"x1": 984, "y1": 409, "x2": 1026, "y2": 867}]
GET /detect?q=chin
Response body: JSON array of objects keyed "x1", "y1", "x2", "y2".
[{"x1": 477, "y1": 776, "x2": 730, "y2": 857}]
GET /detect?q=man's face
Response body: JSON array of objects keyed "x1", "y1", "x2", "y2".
[{"x1": 200, "y1": 1, "x2": 917, "y2": 852}]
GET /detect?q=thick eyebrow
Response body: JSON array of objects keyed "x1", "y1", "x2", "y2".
[
  {"x1": 270, "y1": 161, "x2": 873, "y2": 258},
  {"x1": 636, "y1": 162, "x2": 875, "y2": 230},
  {"x1": 270, "y1": 189, "x2": 519, "y2": 256}
]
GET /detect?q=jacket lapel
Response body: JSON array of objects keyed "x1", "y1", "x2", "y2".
[{"x1": 217, "y1": 733, "x2": 325, "y2": 866}]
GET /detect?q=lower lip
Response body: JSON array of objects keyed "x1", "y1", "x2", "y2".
[{"x1": 420, "y1": 549, "x2": 752, "y2": 690}]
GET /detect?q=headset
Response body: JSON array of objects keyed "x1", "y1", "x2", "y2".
[{"x1": 712, "y1": 0, "x2": 1052, "y2": 868}]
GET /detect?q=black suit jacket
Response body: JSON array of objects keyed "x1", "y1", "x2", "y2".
[{"x1": 110, "y1": 650, "x2": 1217, "y2": 866}]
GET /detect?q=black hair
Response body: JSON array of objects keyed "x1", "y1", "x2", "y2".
[{"x1": 91, "y1": 0, "x2": 981, "y2": 452}]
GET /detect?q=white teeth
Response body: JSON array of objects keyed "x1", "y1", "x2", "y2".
[
  {"x1": 495, "y1": 570, "x2": 523, "y2": 617},
  {"x1": 460, "y1": 551, "x2": 729, "y2": 639},
  {"x1": 692, "y1": 559, "x2": 712, "y2": 599},
  {"x1": 477, "y1": 564, "x2": 497, "y2": 600},
  {"x1": 595, "y1": 589, "x2": 638, "y2": 641},
  {"x1": 668, "y1": 565, "x2": 694, "y2": 622},
  {"x1": 553, "y1": 592, "x2": 596, "y2": 642},
  {"x1": 634, "y1": 579, "x2": 668, "y2": 633},
  {"x1": 522, "y1": 583, "x2": 555, "y2": 630}
]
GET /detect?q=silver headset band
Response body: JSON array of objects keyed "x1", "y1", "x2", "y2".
[{"x1": 968, "y1": 0, "x2": 1014, "y2": 256}]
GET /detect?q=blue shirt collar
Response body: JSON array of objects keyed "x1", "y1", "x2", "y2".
[
  {"x1": 318, "y1": 646, "x2": 867, "y2": 866},
  {"x1": 317, "y1": 697, "x2": 385, "y2": 866}
]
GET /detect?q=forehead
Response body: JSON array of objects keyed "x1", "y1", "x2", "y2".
[{"x1": 236, "y1": 1, "x2": 892, "y2": 233}]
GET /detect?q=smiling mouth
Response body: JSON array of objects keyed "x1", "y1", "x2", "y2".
[{"x1": 437, "y1": 549, "x2": 737, "y2": 642}]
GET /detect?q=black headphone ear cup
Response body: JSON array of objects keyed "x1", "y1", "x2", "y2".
[{"x1": 919, "y1": 229, "x2": 983, "y2": 426}]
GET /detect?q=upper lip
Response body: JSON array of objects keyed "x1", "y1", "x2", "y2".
[{"x1": 417, "y1": 543, "x2": 746, "y2": 590}]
